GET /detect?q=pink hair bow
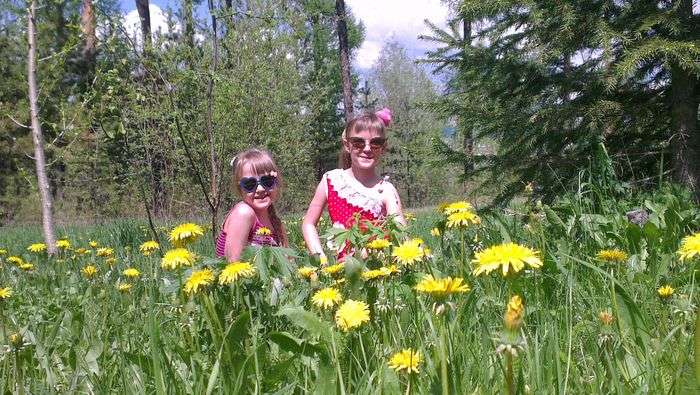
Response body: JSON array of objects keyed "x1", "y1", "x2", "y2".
[{"x1": 375, "y1": 108, "x2": 392, "y2": 127}]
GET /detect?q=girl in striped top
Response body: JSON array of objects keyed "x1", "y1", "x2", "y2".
[{"x1": 215, "y1": 149, "x2": 287, "y2": 261}]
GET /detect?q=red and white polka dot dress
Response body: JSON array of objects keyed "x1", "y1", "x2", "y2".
[{"x1": 323, "y1": 169, "x2": 387, "y2": 259}]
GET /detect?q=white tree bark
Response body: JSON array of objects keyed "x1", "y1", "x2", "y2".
[{"x1": 28, "y1": 0, "x2": 58, "y2": 255}]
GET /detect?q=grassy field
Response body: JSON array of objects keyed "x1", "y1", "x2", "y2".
[{"x1": 1, "y1": 185, "x2": 699, "y2": 393}]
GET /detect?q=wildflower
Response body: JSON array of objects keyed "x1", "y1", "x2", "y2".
[
  {"x1": 596, "y1": 249, "x2": 628, "y2": 263},
  {"x1": 184, "y1": 268, "x2": 215, "y2": 294},
  {"x1": 311, "y1": 287, "x2": 343, "y2": 309},
  {"x1": 415, "y1": 275, "x2": 470, "y2": 299},
  {"x1": 0, "y1": 287, "x2": 12, "y2": 299},
  {"x1": 123, "y1": 268, "x2": 141, "y2": 278},
  {"x1": 56, "y1": 239, "x2": 71, "y2": 250},
  {"x1": 82, "y1": 265, "x2": 98, "y2": 278},
  {"x1": 524, "y1": 182, "x2": 534, "y2": 194},
  {"x1": 219, "y1": 261, "x2": 256, "y2": 285},
  {"x1": 388, "y1": 349, "x2": 421, "y2": 374},
  {"x1": 96, "y1": 248, "x2": 114, "y2": 258},
  {"x1": 442, "y1": 201, "x2": 473, "y2": 214},
  {"x1": 89, "y1": 241, "x2": 99, "y2": 248},
  {"x1": 139, "y1": 240, "x2": 160, "y2": 256},
  {"x1": 256, "y1": 227, "x2": 272, "y2": 236},
  {"x1": 75, "y1": 248, "x2": 89, "y2": 255},
  {"x1": 0, "y1": 249, "x2": 6, "y2": 255},
  {"x1": 27, "y1": 243, "x2": 47, "y2": 253},
  {"x1": 404, "y1": 212, "x2": 416, "y2": 222},
  {"x1": 430, "y1": 227, "x2": 441, "y2": 237},
  {"x1": 19, "y1": 263, "x2": 34, "y2": 271},
  {"x1": 657, "y1": 285, "x2": 674, "y2": 299},
  {"x1": 118, "y1": 283, "x2": 132, "y2": 293},
  {"x1": 446, "y1": 210, "x2": 481, "y2": 228},
  {"x1": 598, "y1": 311, "x2": 614, "y2": 326},
  {"x1": 322, "y1": 263, "x2": 344, "y2": 276},
  {"x1": 161, "y1": 248, "x2": 196, "y2": 270},
  {"x1": 105, "y1": 257, "x2": 117, "y2": 267},
  {"x1": 361, "y1": 269, "x2": 388, "y2": 281},
  {"x1": 7, "y1": 256, "x2": 23, "y2": 265},
  {"x1": 392, "y1": 239, "x2": 424, "y2": 266},
  {"x1": 169, "y1": 223, "x2": 204, "y2": 247},
  {"x1": 504, "y1": 295, "x2": 524, "y2": 331},
  {"x1": 678, "y1": 232, "x2": 700, "y2": 261},
  {"x1": 335, "y1": 300, "x2": 370, "y2": 331},
  {"x1": 472, "y1": 243, "x2": 542, "y2": 277},
  {"x1": 9, "y1": 333, "x2": 22, "y2": 348},
  {"x1": 297, "y1": 266, "x2": 317, "y2": 279},
  {"x1": 319, "y1": 255, "x2": 328, "y2": 266},
  {"x1": 367, "y1": 238, "x2": 391, "y2": 250}
]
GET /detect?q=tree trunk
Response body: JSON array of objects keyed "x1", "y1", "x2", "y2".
[
  {"x1": 335, "y1": 0, "x2": 353, "y2": 119},
  {"x1": 28, "y1": 0, "x2": 58, "y2": 255},
  {"x1": 135, "y1": 0, "x2": 152, "y2": 49},
  {"x1": 206, "y1": 0, "x2": 221, "y2": 238},
  {"x1": 81, "y1": 0, "x2": 97, "y2": 62},
  {"x1": 670, "y1": 0, "x2": 700, "y2": 200},
  {"x1": 461, "y1": 18, "x2": 473, "y2": 178}
]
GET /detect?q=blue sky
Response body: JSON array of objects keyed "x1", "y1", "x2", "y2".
[{"x1": 118, "y1": 0, "x2": 451, "y2": 70}]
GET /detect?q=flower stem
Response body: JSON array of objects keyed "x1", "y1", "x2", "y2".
[
  {"x1": 505, "y1": 351, "x2": 515, "y2": 395},
  {"x1": 330, "y1": 330, "x2": 347, "y2": 395},
  {"x1": 439, "y1": 319, "x2": 449, "y2": 395}
]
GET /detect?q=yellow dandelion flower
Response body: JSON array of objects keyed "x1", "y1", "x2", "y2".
[
  {"x1": 367, "y1": 239, "x2": 392, "y2": 250},
  {"x1": 322, "y1": 263, "x2": 345, "y2": 276},
  {"x1": 56, "y1": 239, "x2": 71, "y2": 250},
  {"x1": 657, "y1": 285, "x2": 674, "y2": 299},
  {"x1": 161, "y1": 248, "x2": 196, "y2": 270},
  {"x1": 123, "y1": 268, "x2": 141, "y2": 278},
  {"x1": 184, "y1": 268, "x2": 214, "y2": 294},
  {"x1": 430, "y1": 228, "x2": 441, "y2": 237},
  {"x1": 27, "y1": 243, "x2": 47, "y2": 253},
  {"x1": 446, "y1": 210, "x2": 481, "y2": 228},
  {"x1": 75, "y1": 248, "x2": 89, "y2": 255},
  {"x1": 382, "y1": 265, "x2": 400, "y2": 275},
  {"x1": 105, "y1": 257, "x2": 117, "y2": 267},
  {"x1": 0, "y1": 249, "x2": 7, "y2": 255},
  {"x1": 504, "y1": 295, "x2": 524, "y2": 331},
  {"x1": 335, "y1": 300, "x2": 370, "y2": 331},
  {"x1": 297, "y1": 266, "x2": 317, "y2": 279},
  {"x1": 392, "y1": 240, "x2": 424, "y2": 266},
  {"x1": 7, "y1": 256, "x2": 23, "y2": 266},
  {"x1": 404, "y1": 212, "x2": 416, "y2": 222},
  {"x1": 219, "y1": 261, "x2": 256, "y2": 285},
  {"x1": 255, "y1": 227, "x2": 272, "y2": 236},
  {"x1": 117, "y1": 283, "x2": 132, "y2": 293},
  {"x1": 472, "y1": 243, "x2": 542, "y2": 277},
  {"x1": 678, "y1": 232, "x2": 700, "y2": 262},
  {"x1": 89, "y1": 241, "x2": 99, "y2": 248},
  {"x1": 598, "y1": 311, "x2": 614, "y2": 326},
  {"x1": 311, "y1": 287, "x2": 343, "y2": 309},
  {"x1": 96, "y1": 248, "x2": 114, "y2": 258},
  {"x1": 415, "y1": 275, "x2": 470, "y2": 299},
  {"x1": 442, "y1": 201, "x2": 474, "y2": 214},
  {"x1": 19, "y1": 263, "x2": 34, "y2": 271},
  {"x1": 361, "y1": 269, "x2": 387, "y2": 281},
  {"x1": 388, "y1": 349, "x2": 421, "y2": 374},
  {"x1": 0, "y1": 287, "x2": 12, "y2": 299},
  {"x1": 81, "y1": 265, "x2": 98, "y2": 278},
  {"x1": 596, "y1": 249, "x2": 628, "y2": 263},
  {"x1": 9, "y1": 333, "x2": 22, "y2": 348},
  {"x1": 139, "y1": 240, "x2": 160, "y2": 256},
  {"x1": 169, "y1": 223, "x2": 204, "y2": 247}
]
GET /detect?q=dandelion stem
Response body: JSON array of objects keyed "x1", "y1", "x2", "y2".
[
  {"x1": 330, "y1": 330, "x2": 347, "y2": 395},
  {"x1": 505, "y1": 352, "x2": 515, "y2": 395},
  {"x1": 439, "y1": 319, "x2": 449, "y2": 395}
]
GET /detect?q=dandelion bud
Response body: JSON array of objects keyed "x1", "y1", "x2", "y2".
[
  {"x1": 9, "y1": 333, "x2": 22, "y2": 348},
  {"x1": 598, "y1": 311, "x2": 614, "y2": 326},
  {"x1": 504, "y1": 295, "x2": 524, "y2": 331}
]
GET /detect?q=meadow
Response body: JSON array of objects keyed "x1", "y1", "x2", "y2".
[{"x1": 1, "y1": 185, "x2": 699, "y2": 394}]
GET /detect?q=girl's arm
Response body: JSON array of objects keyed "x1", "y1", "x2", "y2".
[
  {"x1": 302, "y1": 180, "x2": 327, "y2": 258},
  {"x1": 383, "y1": 183, "x2": 407, "y2": 226},
  {"x1": 223, "y1": 203, "x2": 256, "y2": 262}
]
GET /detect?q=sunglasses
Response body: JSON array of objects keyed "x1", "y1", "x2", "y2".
[
  {"x1": 346, "y1": 137, "x2": 387, "y2": 151},
  {"x1": 239, "y1": 175, "x2": 277, "y2": 193}
]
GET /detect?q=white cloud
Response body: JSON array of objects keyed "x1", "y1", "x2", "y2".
[
  {"x1": 348, "y1": 0, "x2": 450, "y2": 69},
  {"x1": 123, "y1": 5, "x2": 180, "y2": 47}
]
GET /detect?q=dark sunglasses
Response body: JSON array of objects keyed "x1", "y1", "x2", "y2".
[
  {"x1": 239, "y1": 175, "x2": 277, "y2": 193},
  {"x1": 346, "y1": 137, "x2": 387, "y2": 151}
]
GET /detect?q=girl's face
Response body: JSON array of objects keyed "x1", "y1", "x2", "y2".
[
  {"x1": 239, "y1": 164, "x2": 279, "y2": 211},
  {"x1": 344, "y1": 128, "x2": 386, "y2": 171}
]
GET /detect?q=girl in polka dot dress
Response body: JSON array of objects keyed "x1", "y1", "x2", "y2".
[{"x1": 302, "y1": 109, "x2": 406, "y2": 262}]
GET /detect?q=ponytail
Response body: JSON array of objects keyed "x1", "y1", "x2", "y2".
[{"x1": 268, "y1": 204, "x2": 288, "y2": 247}]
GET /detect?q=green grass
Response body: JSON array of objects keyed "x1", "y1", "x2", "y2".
[{"x1": 1, "y1": 185, "x2": 699, "y2": 393}]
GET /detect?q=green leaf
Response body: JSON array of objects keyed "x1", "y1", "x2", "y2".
[{"x1": 277, "y1": 306, "x2": 332, "y2": 342}]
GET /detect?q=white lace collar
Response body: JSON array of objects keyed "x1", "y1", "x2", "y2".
[{"x1": 326, "y1": 169, "x2": 385, "y2": 217}]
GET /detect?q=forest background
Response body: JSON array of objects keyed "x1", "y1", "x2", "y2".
[{"x1": 1, "y1": 0, "x2": 699, "y2": 228}]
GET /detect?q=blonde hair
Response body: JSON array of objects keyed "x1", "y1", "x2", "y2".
[
  {"x1": 339, "y1": 112, "x2": 387, "y2": 169},
  {"x1": 231, "y1": 149, "x2": 288, "y2": 247}
]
